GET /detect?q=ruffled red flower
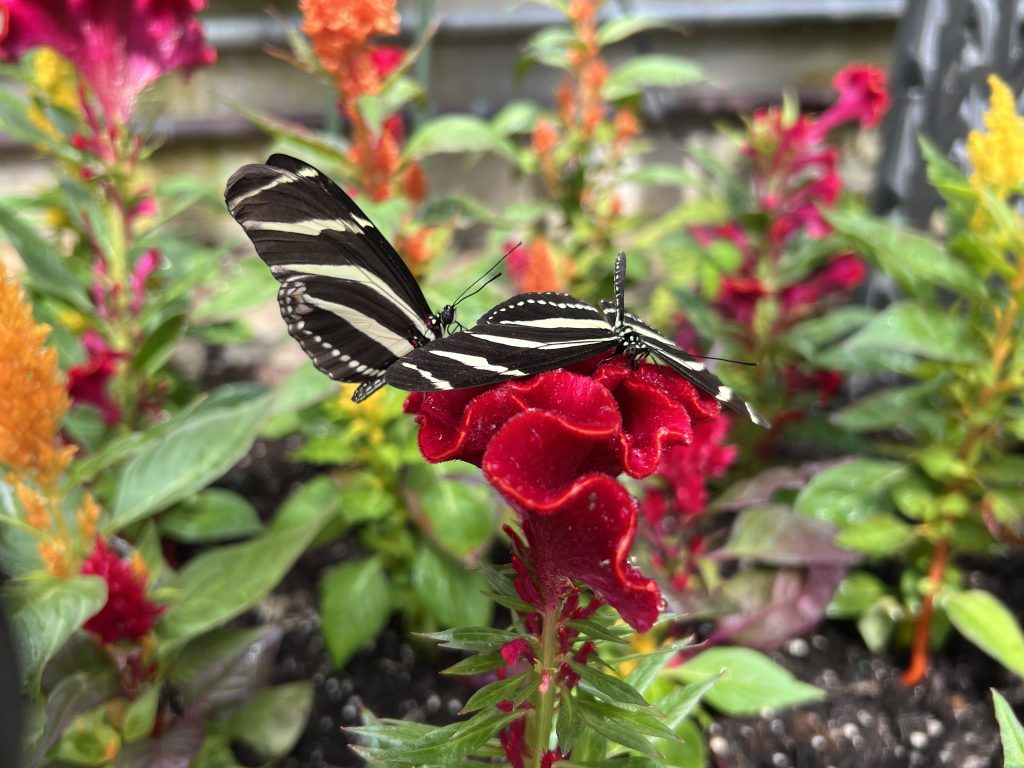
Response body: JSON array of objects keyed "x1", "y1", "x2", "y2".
[
  {"x1": 780, "y1": 253, "x2": 866, "y2": 315},
  {"x1": 0, "y1": 0, "x2": 216, "y2": 127},
  {"x1": 715, "y1": 276, "x2": 767, "y2": 328},
  {"x1": 406, "y1": 357, "x2": 722, "y2": 632},
  {"x1": 68, "y1": 331, "x2": 124, "y2": 426},
  {"x1": 80, "y1": 537, "x2": 163, "y2": 644}
]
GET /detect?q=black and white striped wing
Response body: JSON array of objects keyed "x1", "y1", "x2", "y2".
[
  {"x1": 225, "y1": 154, "x2": 442, "y2": 402},
  {"x1": 385, "y1": 292, "x2": 617, "y2": 392},
  {"x1": 602, "y1": 301, "x2": 770, "y2": 428}
]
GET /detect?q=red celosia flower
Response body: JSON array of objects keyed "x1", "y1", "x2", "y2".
[
  {"x1": 780, "y1": 252, "x2": 866, "y2": 315},
  {"x1": 0, "y1": 0, "x2": 216, "y2": 128},
  {"x1": 405, "y1": 357, "x2": 723, "y2": 631},
  {"x1": 715, "y1": 276, "x2": 767, "y2": 328},
  {"x1": 654, "y1": 416, "x2": 737, "y2": 518},
  {"x1": 68, "y1": 331, "x2": 123, "y2": 425},
  {"x1": 784, "y1": 366, "x2": 843, "y2": 406},
  {"x1": 369, "y1": 44, "x2": 403, "y2": 78},
  {"x1": 80, "y1": 537, "x2": 163, "y2": 644}
]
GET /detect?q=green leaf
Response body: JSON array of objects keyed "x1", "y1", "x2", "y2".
[
  {"x1": 320, "y1": 557, "x2": 391, "y2": 668},
  {"x1": 827, "y1": 210, "x2": 986, "y2": 300},
  {"x1": 462, "y1": 672, "x2": 535, "y2": 713},
  {"x1": 830, "y1": 380, "x2": 944, "y2": 435},
  {"x1": 425, "y1": 626, "x2": 519, "y2": 652},
  {"x1": 833, "y1": 514, "x2": 918, "y2": 556},
  {"x1": 655, "y1": 717, "x2": 706, "y2": 768},
  {"x1": 123, "y1": 685, "x2": 161, "y2": 743},
  {"x1": 110, "y1": 394, "x2": 271, "y2": 530},
  {"x1": 655, "y1": 677, "x2": 718, "y2": 729},
  {"x1": 574, "y1": 699, "x2": 664, "y2": 756},
  {"x1": 443, "y1": 652, "x2": 505, "y2": 676},
  {"x1": 5, "y1": 576, "x2": 107, "y2": 689},
  {"x1": 993, "y1": 689, "x2": 1024, "y2": 767},
  {"x1": 230, "y1": 681, "x2": 314, "y2": 758},
  {"x1": 945, "y1": 590, "x2": 1024, "y2": 677},
  {"x1": 794, "y1": 459, "x2": 906, "y2": 527},
  {"x1": 491, "y1": 100, "x2": 542, "y2": 136},
  {"x1": 159, "y1": 489, "x2": 262, "y2": 543},
  {"x1": 782, "y1": 306, "x2": 876, "y2": 360},
  {"x1": 0, "y1": 201, "x2": 90, "y2": 311},
  {"x1": 159, "y1": 515, "x2": 326, "y2": 643},
  {"x1": 25, "y1": 662, "x2": 119, "y2": 766},
  {"x1": 838, "y1": 302, "x2": 983, "y2": 364},
  {"x1": 404, "y1": 116, "x2": 516, "y2": 162},
  {"x1": 672, "y1": 647, "x2": 825, "y2": 716},
  {"x1": 597, "y1": 17, "x2": 668, "y2": 46},
  {"x1": 406, "y1": 464, "x2": 494, "y2": 556},
  {"x1": 133, "y1": 314, "x2": 186, "y2": 377},
  {"x1": 602, "y1": 54, "x2": 701, "y2": 100},
  {"x1": 827, "y1": 571, "x2": 888, "y2": 618},
  {"x1": 717, "y1": 505, "x2": 859, "y2": 566},
  {"x1": 521, "y1": 26, "x2": 574, "y2": 69},
  {"x1": 167, "y1": 626, "x2": 279, "y2": 705},
  {"x1": 412, "y1": 543, "x2": 493, "y2": 628},
  {"x1": 571, "y1": 661, "x2": 650, "y2": 707},
  {"x1": 193, "y1": 255, "x2": 280, "y2": 322}
]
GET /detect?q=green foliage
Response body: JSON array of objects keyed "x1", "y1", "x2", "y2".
[{"x1": 993, "y1": 690, "x2": 1024, "y2": 767}]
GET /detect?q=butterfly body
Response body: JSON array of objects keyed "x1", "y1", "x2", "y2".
[
  {"x1": 225, "y1": 154, "x2": 453, "y2": 401},
  {"x1": 386, "y1": 253, "x2": 770, "y2": 428}
]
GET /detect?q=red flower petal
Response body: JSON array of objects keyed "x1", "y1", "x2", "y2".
[{"x1": 519, "y1": 476, "x2": 661, "y2": 632}]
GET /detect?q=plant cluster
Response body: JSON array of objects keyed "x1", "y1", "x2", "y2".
[{"x1": 0, "y1": 0, "x2": 1022, "y2": 767}]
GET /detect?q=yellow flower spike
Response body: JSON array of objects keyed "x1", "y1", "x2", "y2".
[{"x1": 967, "y1": 74, "x2": 1024, "y2": 200}]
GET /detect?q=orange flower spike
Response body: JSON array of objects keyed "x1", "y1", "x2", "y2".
[
  {"x1": 300, "y1": 0, "x2": 399, "y2": 93},
  {"x1": 532, "y1": 118, "x2": 560, "y2": 155},
  {"x1": 400, "y1": 162, "x2": 428, "y2": 205},
  {"x1": 0, "y1": 262, "x2": 73, "y2": 486},
  {"x1": 76, "y1": 493, "x2": 101, "y2": 544},
  {"x1": 613, "y1": 107, "x2": 640, "y2": 149},
  {"x1": 39, "y1": 539, "x2": 69, "y2": 578},
  {"x1": 556, "y1": 82, "x2": 576, "y2": 127},
  {"x1": 522, "y1": 238, "x2": 564, "y2": 293},
  {"x1": 15, "y1": 482, "x2": 50, "y2": 531}
]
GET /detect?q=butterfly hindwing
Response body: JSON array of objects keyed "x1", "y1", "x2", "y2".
[{"x1": 225, "y1": 154, "x2": 442, "y2": 395}]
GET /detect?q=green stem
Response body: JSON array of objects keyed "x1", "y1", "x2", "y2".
[{"x1": 530, "y1": 607, "x2": 559, "y2": 768}]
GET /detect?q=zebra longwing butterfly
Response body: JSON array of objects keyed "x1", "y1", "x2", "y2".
[
  {"x1": 225, "y1": 154, "x2": 453, "y2": 402},
  {"x1": 385, "y1": 252, "x2": 770, "y2": 428}
]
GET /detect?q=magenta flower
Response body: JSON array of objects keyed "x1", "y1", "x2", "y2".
[
  {"x1": 68, "y1": 330, "x2": 123, "y2": 425},
  {"x1": 81, "y1": 537, "x2": 164, "y2": 645},
  {"x1": 0, "y1": 0, "x2": 216, "y2": 128}
]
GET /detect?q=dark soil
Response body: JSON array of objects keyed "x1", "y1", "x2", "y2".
[{"x1": 223, "y1": 440, "x2": 1024, "y2": 768}]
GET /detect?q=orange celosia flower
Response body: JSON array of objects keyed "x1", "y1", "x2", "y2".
[
  {"x1": 300, "y1": 0, "x2": 399, "y2": 100},
  {"x1": 614, "y1": 108, "x2": 640, "y2": 147},
  {"x1": 0, "y1": 262, "x2": 73, "y2": 485},
  {"x1": 532, "y1": 118, "x2": 560, "y2": 155},
  {"x1": 400, "y1": 162, "x2": 428, "y2": 205},
  {"x1": 509, "y1": 238, "x2": 564, "y2": 293},
  {"x1": 394, "y1": 227, "x2": 435, "y2": 273}
]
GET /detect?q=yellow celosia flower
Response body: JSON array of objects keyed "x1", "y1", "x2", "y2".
[
  {"x1": 0, "y1": 262, "x2": 74, "y2": 486},
  {"x1": 335, "y1": 383, "x2": 399, "y2": 447},
  {"x1": 76, "y1": 494, "x2": 101, "y2": 543},
  {"x1": 967, "y1": 74, "x2": 1024, "y2": 199},
  {"x1": 39, "y1": 539, "x2": 70, "y2": 578}
]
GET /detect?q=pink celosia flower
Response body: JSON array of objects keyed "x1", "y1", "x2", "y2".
[
  {"x1": 814, "y1": 63, "x2": 890, "y2": 138},
  {"x1": 129, "y1": 248, "x2": 160, "y2": 315},
  {"x1": 0, "y1": 0, "x2": 216, "y2": 128},
  {"x1": 68, "y1": 331, "x2": 123, "y2": 425},
  {"x1": 368, "y1": 44, "x2": 403, "y2": 78},
  {"x1": 81, "y1": 537, "x2": 164, "y2": 644}
]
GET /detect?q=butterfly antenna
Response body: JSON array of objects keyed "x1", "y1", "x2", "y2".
[
  {"x1": 452, "y1": 241, "x2": 520, "y2": 305},
  {"x1": 455, "y1": 272, "x2": 502, "y2": 305},
  {"x1": 687, "y1": 353, "x2": 758, "y2": 367}
]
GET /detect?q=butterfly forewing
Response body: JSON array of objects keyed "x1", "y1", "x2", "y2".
[
  {"x1": 225, "y1": 154, "x2": 442, "y2": 395},
  {"x1": 385, "y1": 292, "x2": 618, "y2": 392}
]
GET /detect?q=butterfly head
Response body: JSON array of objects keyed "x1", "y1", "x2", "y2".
[{"x1": 433, "y1": 304, "x2": 457, "y2": 337}]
